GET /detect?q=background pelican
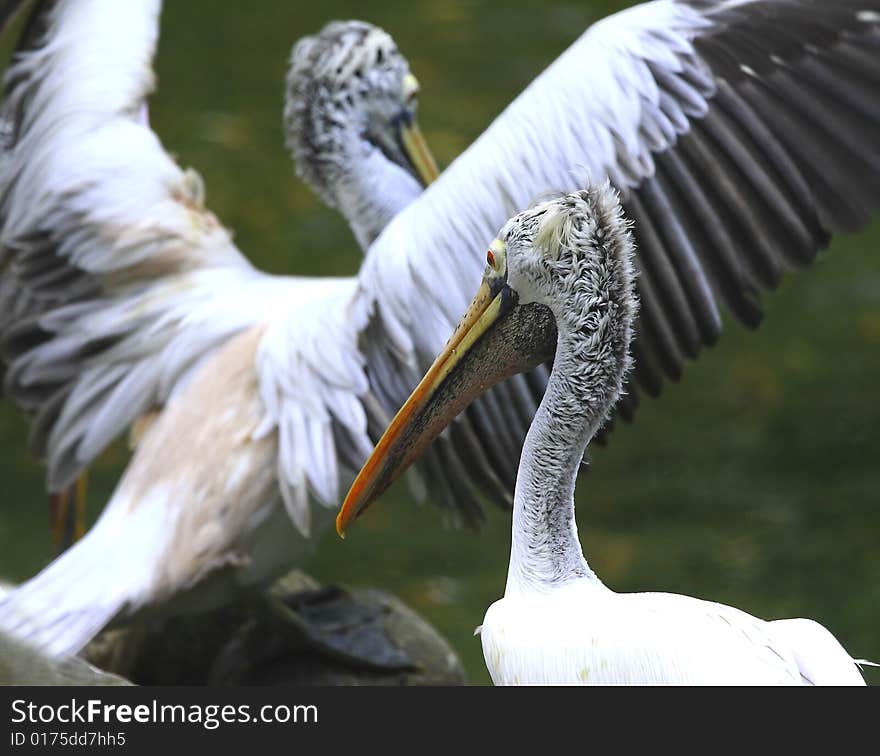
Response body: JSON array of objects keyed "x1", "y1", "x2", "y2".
[
  {"x1": 2, "y1": 1, "x2": 879, "y2": 680},
  {"x1": 337, "y1": 187, "x2": 870, "y2": 684},
  {"x1": 0, "y1": 0, "x2": 540, "y2": 657}
]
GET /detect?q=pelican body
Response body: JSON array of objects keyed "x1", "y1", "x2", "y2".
[{"x1": 337, "y1": 187, "x2": 868, "y2": 685}]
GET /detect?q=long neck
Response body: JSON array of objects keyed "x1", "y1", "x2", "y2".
[
  {"x1": 505, "y1": 331, "x2": 594, "y2": 593},
  {"x1": 332, "y1": 134, "x2": 423, "y2": 250},
  {"x1": 505, "y1": 313, "x2": 629, "y2": 594}
]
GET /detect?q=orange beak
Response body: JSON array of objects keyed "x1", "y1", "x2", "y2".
[{"x1": 336, "y1": 279, "x2": 556, "y2": 537}]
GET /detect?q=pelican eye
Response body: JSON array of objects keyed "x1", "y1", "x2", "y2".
[{"x1": 486, "y1": 239, "x2": 506, "y2": 274}]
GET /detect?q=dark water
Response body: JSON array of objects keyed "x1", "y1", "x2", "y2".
[{"x1": 0, "y1": 0, "x2": 878, "y2": 685}]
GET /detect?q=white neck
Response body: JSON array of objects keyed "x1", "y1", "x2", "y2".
[
  {"x1": 504, "y1": 320, "x2": 612, "y2": 595},
  {"x1": 334, "y1": 132, "x2": 423, "y2": 251}
]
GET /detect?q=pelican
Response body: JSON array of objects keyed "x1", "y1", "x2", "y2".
[
  {"x1": 0, "y1": 1, "x2": 537, "y2": 658},
  {"x1": 3, "y1": 0, "x2": 880, "y2": 661},
  {"x1": 336, "y1": 187, "x2": 870, "y2": 685}
]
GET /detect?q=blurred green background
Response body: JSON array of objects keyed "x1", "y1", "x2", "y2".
[{"x1": 0, "y1": 0, "x2": 878, "y2": 685}]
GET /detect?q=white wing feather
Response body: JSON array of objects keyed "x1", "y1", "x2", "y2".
[
  {"x1": 0, "y1": 0, "x2": 373, "y2": 534},
  {"x1": 255, "y1": 277, "x2": 373, "y2": 536},
  {"x1": 360, "y1": 0, "x2": 880, "y2": 426},
  {"x1": 358, "y1": 0, "x2": 707, "y2": 361},
  {"x1": 0, "y1": 1, "x2": 251, "y2": 483}
]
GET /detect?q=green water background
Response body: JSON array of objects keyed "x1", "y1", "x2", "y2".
[{"x1": 0, "y1": 0, "x2": 878, "y2": 684}]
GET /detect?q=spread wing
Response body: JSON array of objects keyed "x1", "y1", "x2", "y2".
[
  {"x1": 0, "y1": 0, "x2": 283, "y2": 491},
  {"x1": 359, "y1": 0, "x2": 880, "y2": 434}
]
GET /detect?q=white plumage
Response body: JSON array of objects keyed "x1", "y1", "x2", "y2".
[
  {"x1": 360, "y1": 0, "x2": 880, "y2": 428},
  {"x1": 480, "y1": 582, "x2": 865, "y2": 685}
]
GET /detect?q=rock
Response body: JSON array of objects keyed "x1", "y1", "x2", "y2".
[
  {"x1": 84, "y1": 571, "x2": 466, "y2": 685},
  {"x1": 0, "y1": 630, "x2": 131, "y2": 686}
]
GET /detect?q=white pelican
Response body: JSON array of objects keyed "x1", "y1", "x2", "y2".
[
  {"x1": 336, "y1": 187, "x2": 870, "y2": 685},
  {"x1": 0, "y1": 1, "x2": 537, "y2": 657},
  {"x1": 3, "y1": 0, "x2": 880, "y2": 662}
]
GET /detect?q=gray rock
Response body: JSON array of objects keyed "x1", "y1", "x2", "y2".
[
  {"x1": 0, "y1": 630, "x2": 131, "y2": 686},
  {"x1": 84, "y1": 571, "x2": 466, "y2": 686}
]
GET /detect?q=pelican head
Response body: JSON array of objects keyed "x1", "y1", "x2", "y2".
[
  {"x1": 337, "y1": 185, "x2": 636, "y2": 533},
  {"x1": 284, "y1": 20, "x2": 438, "y2": 245}
]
